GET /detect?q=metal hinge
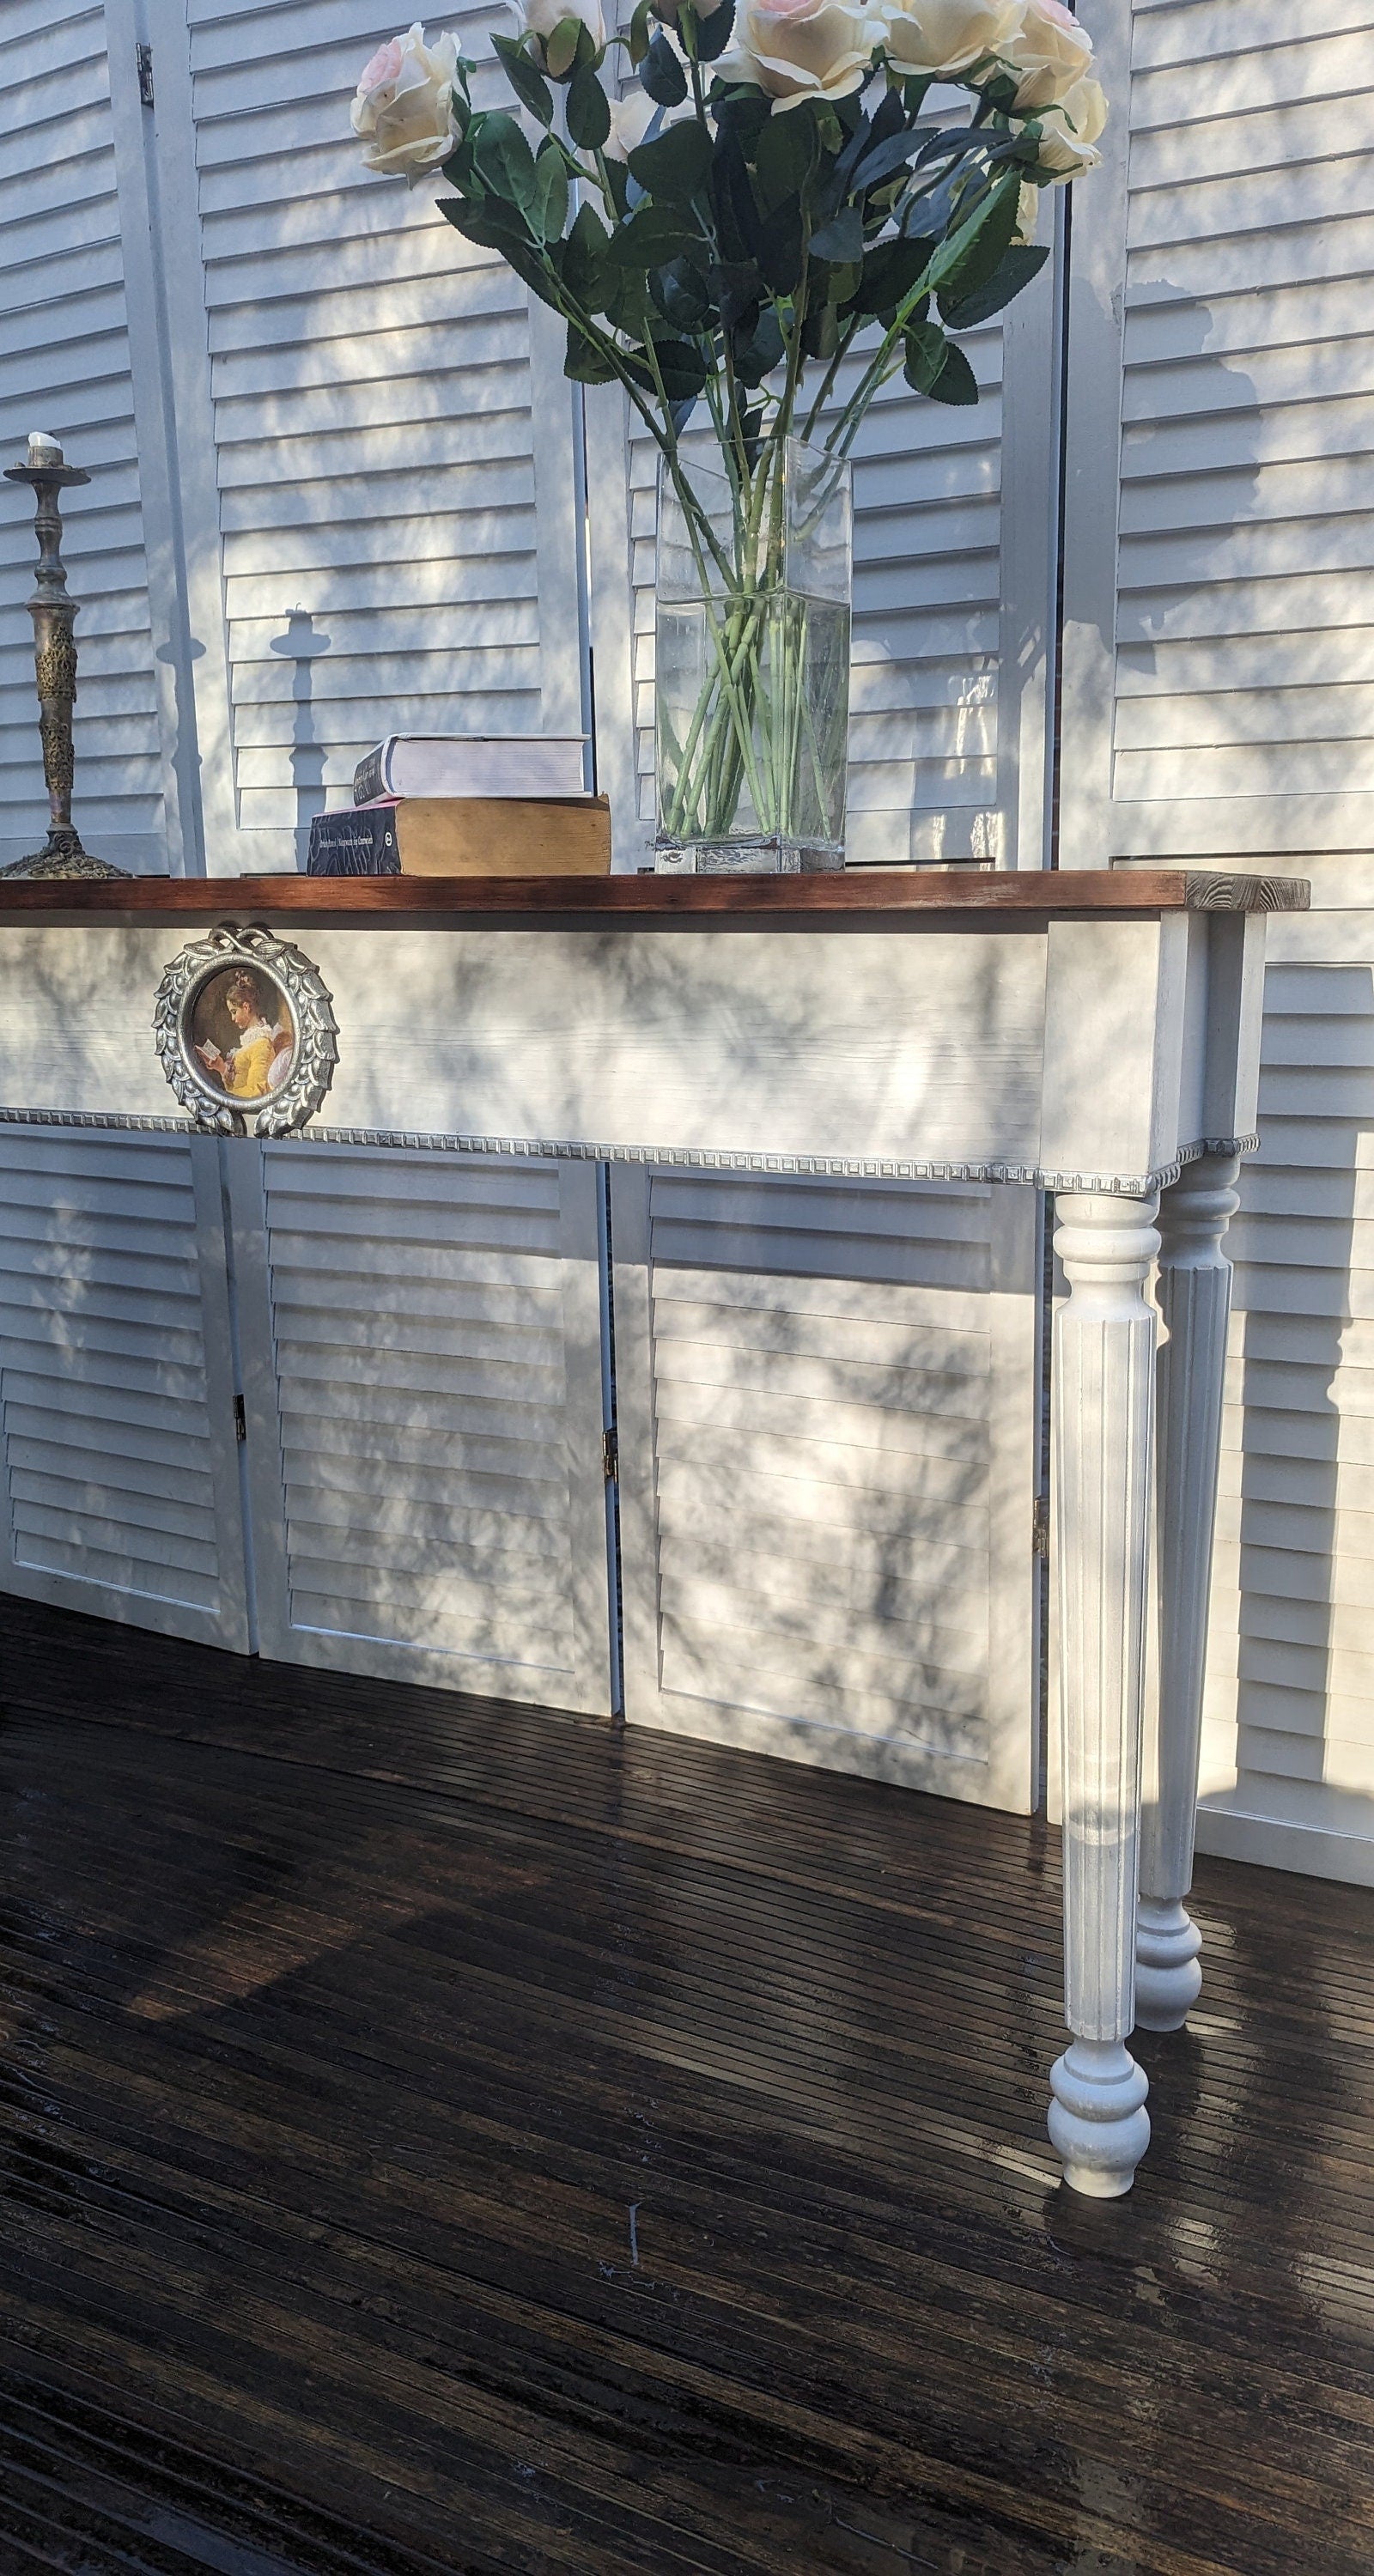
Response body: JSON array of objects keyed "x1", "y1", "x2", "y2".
[
  {"x1": 602, "y1": 1426, "x2": 618, "y2": 1483},
  {"x1": 234, "y1": 1394, "x2": 247, "y2": 1444},
  {"x1": 136, "y1": 42, "x2": 154, "y2": 107},
  {"x1": 1031, "y1": 1494, "x2": 1049, "y2": 1558}
]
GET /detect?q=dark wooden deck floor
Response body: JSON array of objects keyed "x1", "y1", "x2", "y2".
[{"x1": 1, "y1": 1601, "x2": 1371, "y2": 2575}]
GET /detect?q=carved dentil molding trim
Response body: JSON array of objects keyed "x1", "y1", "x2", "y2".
[{"x1": 0, "y1": 1103, "x2": 1261, "y2": 1196}]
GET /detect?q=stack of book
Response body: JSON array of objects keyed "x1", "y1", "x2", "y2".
[{"x1": 307, "y1": 736, "x2": 610, "y2": 877}]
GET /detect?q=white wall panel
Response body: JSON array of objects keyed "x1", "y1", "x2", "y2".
[
  {"x1": 0, "y1": 0, "x2": 179, "y2": 872},
  {"x1": 149, "y1": 0, "x2": 587, "y2": 872},
  {"x1": 0, "y1": 1125, "x2": 249, "y2": 1644},
  {"x1": 1061, "y1": 0, "x2": 1374, "y2": 860},
  {"x1": 1057, "y1": 2, "x2": 1374, "y2": 1881},
  {"x1": 611, "y1": 1169, "x2": 1040, "y2": 1807},
  {"x1": 229, "y1": 1143, "x2": 614, "y2": 1713},
  {"x1": 1198, "y1": 884, "x2": 1374, "y2": 1886}
]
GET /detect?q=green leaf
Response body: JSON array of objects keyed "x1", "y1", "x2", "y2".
[
  {"x1": 733, "y1": 305, "x2": 784, "y2": 385},
  {"x1": 848, "y1": 232, "x2": 933, "y2": 318},
  {"x1": 940, "y1": 240, "x2": 1049, "y2": 331},
  {"x1": 529, "y1": 138, "x2": 569, "y2": 244},
  {"x1": 439, "y1": 197, "x2": 525, "y2": 253},
  {"x1": 928, "y1": 169, "x2": 1021, "y2": 308},
  {"x1": 650, "y1": 255, "x2": 711, "y2": 329},
  {"x1": 808, "y1": 205, "x2": 863, "y2": 263},
  {"x1": 757, "y1": 200, "x2": 805, "y2": 297},
  {"x1": 471, "y1": 112, "x2": 539, "y2": 219},
  {"x1": 694, "y1": 0, "x2": 736, "y2": 64},
  {"x1": 641, "y1": 31, "x2": 689, "y2": 106},
  {"x1": 628, "y1": 0, "x2": 654, "y2": 65},
  {"x1": 648, "y1": 336, "x2": 710, "y2": 398},
  {"x1": 711, "y1": 254, "x2": 763, "y2": 325},
  {"x1": 490, "y1": 33, "x2": 553, "y2": 127},
  {"x1": 751, "y1": 99, "x2": 816, "y2": 210},
  {"x1": 545, "y1": 14, "x2": 587, "y2": 78},
  {"x1": 801, "y1": 294, "x2": 840, "y2": 361},
  {"x1": 564, "y1": 325, "x2": 619, "y2": 384},
  {"x1": 605, "y1": 201, "x2": 693, "y2": 268},
  {"x1": 709, "y1": 79, "x2": 772, "y2": 150},
  {"x1": 566, "y1": 62, "x2": 611, "y2": 149},
  {"x1": 627, "y1": 120, "x2": 714, "y2": 204},
  {"x1": 442, "y1": 198, "x2": 564, "y2": 310},
  {"x1": 562, "y1": 199, "x2": 611, "y2": 308},
  {"x1": 903, "y1": 320, "x2": 978, "y2": 404}
]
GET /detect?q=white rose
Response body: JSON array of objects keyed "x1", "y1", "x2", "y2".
[
  {"x1": 1030, "y1": 70, "x2": 1106, "y2": 172},
  {"x1": 735, "y1": 0, "x2": 879, "y2": 110},
  {"x1": 518, "y1": 0, "x2": 606, "y2": 51},
  {"x1": 1013, "y1": 179, "x2": 1038, "y2": 241},
  {"x1": 1003, "y1": 0, "x2": 1094, "y2": 111},
  {"x1": 350, "y1": 22, "x2": 461, "y2": 180},
  {"x1": 880, "y1": 0, "x2": 1021, "y2": 82}
]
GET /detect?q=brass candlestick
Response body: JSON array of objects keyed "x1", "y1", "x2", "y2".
[{"x1": 1, "y1": 431, "x2": 128, "y2": 878}]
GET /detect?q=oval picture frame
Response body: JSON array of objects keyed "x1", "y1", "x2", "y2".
[{"x1": 153, "y1": 923, "x2": 338, "y2": 1137}]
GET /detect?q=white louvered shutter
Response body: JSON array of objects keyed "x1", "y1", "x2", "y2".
[
  {"x1": 0, "y1": 1127, "x2": 250, "y2": 1644},
  {"x1": 0, "y1": 0, "x2": 191, "y2": 873},
  {"x1": 147, "y1": 0, "x2": 587, "y2": 874},
  {"x1": 611, "y1": 1170, "x2": 1040, "y2": 1810},
  {"x1": 1195, "y1": 879, "x2": 1374, "y2": 1888},
  {"x1": 587, "y1": 149, "x2": 1061, "y2": 870},
  {"x1": 1057, "y1": 1, "x2": 1374, "y2": 1883},
  {"x1": 228, "y1": 1144, "x2": 613, "y2": 1714},
  {"x1": 1059, "y1": 0, "x2": 1374, "y2": 862}
]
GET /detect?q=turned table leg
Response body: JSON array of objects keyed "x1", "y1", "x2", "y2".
[
  {"x1": 1135, "y1": 1151, "x2": 1242, "y2": 2031},
  {"x1": 1049, "y1": 1191, "x2": 1158, "y2": 2196}
]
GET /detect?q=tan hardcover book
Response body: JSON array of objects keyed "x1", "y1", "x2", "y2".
[{"x1": 385, "y1": 795, "x2": 611, "y2": 876}]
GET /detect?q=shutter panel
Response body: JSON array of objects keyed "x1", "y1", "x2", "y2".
[
  {"x1": 0, "y1": 1127, "x2": 249, "y2": 1646},
  {"x1": 1199, "y1": 889, "x2": 1374, "y2": 1886},
  {"x1": 1060, "y1": 0, "x2": 1374, "y2": 861},
  {"x1": 0, "y1": 0, "x2": 184, "y2": 872},
  {"x1": 587, "y1": 156, "x2": 1061, "y2": 871},
  {"x1": 611, "y1": 1170, "x2": 1040, "y2": 1809},
  {"x1": 229, "y1": 1144, "x2": 613, "y2": 1715},
  {"x1": 149, "y1": 0, "x2": 587, "y2": 874}
]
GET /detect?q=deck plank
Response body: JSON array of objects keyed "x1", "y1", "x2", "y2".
[{"x1": 0, "y1": 1598, "x2": 1371, "y2": 2573}]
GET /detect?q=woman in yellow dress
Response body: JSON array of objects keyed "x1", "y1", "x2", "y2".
[{"x1": 196, "y1": 972, "x2": 278, "y2": 1101}]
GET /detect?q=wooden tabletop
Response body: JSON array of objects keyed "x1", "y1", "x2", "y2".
[{"x1": 0, "y1": 866, "x2": 1309, "y2": 920}]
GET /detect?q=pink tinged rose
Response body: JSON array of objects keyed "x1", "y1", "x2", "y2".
[
  {"x1": 356, "y1": 35, "x2": 406, "y2": 92},
  {"x1": 350, "y1": 21, "x2": 462, "y2": 181}
]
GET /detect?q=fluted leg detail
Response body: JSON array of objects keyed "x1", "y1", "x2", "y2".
[
  {"x1": 1137, "y1": 1152, "x2": 1241, "y2": 2031},
  {"x1": 1049, "y1": 1191, "x2": 1159, "y2": 2196}
]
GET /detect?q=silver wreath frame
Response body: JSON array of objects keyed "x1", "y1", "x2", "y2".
[{"x1": 153, "y1": 922, "x2": 338, "y2": 1137}]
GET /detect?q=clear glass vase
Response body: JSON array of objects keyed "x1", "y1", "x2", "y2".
[{"x1": 654, "y1": 438, "x2": 852, "y2": 875}]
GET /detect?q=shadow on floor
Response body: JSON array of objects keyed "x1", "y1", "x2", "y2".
[{"x1": 0, "y1": 1597, "x2": 1371, "y2": 2574}]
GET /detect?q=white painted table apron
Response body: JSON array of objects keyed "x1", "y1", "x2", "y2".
[{"x1": 0, "y1": 867, "x2": 1306, "y2": 2195}]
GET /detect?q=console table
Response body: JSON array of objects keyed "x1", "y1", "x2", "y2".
[{"x1": 0, "y1": 866, "x2": 1306, "y2": 2195}]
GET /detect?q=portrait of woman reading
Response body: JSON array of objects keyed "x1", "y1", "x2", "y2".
[{"x1": 190, "y1": 968, "x2": 295, "y2": 1103}]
